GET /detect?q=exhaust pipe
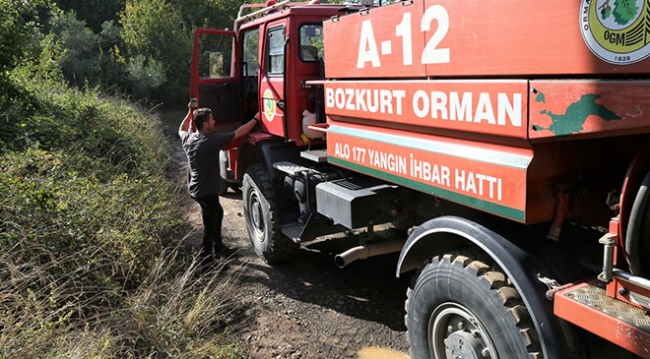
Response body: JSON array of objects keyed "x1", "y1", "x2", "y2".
[{"x1": 334, "y1": 241, "x2": 404, "y2": 268}]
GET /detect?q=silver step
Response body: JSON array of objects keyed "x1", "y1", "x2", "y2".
[
  {"x1": 300, "y1": 149, "x2": 327, "y2": 163},
  {"x1": 273, "y1": 161, "x2": 310, "y2": 175},
  {"x1": 281, "y1": 223, "x2": 303, "y2": 242}
]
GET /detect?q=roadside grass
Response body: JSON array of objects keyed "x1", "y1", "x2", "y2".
[{"x1": 0, "y1": 69, "x2": 248, "y2": 358}]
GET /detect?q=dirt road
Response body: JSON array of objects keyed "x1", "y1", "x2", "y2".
[
  {"x1": 181, "y1": 185, "x2": 411, "y2": 359},
  {"x1": 166, "y1": 108, "x2": 410, "y2": 358}
]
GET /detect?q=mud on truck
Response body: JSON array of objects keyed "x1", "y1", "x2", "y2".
[{"x1": 189, "y1": 0, "x2": 650, "y2": 357}]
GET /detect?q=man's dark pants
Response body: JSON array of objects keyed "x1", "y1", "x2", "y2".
[{"x1": 192, "y1": 193, "x2": 224, "y2": 259}]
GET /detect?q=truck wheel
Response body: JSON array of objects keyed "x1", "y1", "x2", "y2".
[
  {"x1": 242, "y1": 163, "x2": 299, "y2": 264},
  {"x1": 406, "y1": 253, "x2": 540, "y2": 359},
  {"x1": 626, "y1": 170, "x2": 650, "y2": 276}
]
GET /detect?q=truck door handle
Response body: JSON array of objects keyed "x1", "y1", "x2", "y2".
[{"x1": 277, "y1": 101, "x2": 285, "y2": 110}]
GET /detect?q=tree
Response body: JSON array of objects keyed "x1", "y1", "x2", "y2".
[
  {"x1": 120, "y1": 0, "x2": 189, "y2": 69},
  {"x1": 167, "y1": 0, "x2": 243, "y2": 30},
  {"x1": 120, "y1": 0, "x2": 191, "y2": 104},
  {"x1": 0, "y1": 0, "x2": 50, "y2": 75},
  {"x1": 53, "y1": 0, "x2": 125, "y2": 33},
  {"x1": 49, "y1": 11, "x2": 100, "y2": 86}
]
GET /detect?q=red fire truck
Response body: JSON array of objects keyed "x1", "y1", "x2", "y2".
[{"x1": 190, "y1": 0, "x2": 650, "y2": 357}]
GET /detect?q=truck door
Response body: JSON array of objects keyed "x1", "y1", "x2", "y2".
[
  {"x1": 190, "y1": 28, "x2": 240, "y2": 126},
  {"x1": 259, "y1": 19, "x2": 325, "y2": 142},
  {"x1": 260, "y1": 22, "x2": 288, "y2": 139}
]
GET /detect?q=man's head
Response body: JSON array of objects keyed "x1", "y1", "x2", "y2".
[{"x1": 193, "y1": 108, "x2": 213, "y2": 131}]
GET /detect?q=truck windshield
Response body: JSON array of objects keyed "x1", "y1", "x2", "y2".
[{"x1": 299, "y1": 24, "x2": 323, "y2": 62}]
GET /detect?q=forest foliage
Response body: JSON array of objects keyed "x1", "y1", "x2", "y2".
[{"x1": 6, "y1": 0, "x2": 247, "y2": 107}]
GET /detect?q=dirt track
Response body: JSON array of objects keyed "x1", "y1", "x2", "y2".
[
  {"x1": 180, "y1": 184, "x2": 411, "y2": 359},
  {"x1": 166, "y1": 108, "x2": 411, "y2": 358}
]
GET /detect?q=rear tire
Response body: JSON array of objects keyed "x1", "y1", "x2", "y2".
[
  {"x1": 406, "y1": 253, "x2": 541, "y2": 359},
  {"x1": 242, "y1": 163, "x2": 299, "y2": 264}
]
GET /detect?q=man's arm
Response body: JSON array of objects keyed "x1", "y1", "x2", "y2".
[
  {"x1": 233, "y1": 112, "x2": 261, "y2": 140},
  {"x1": 178, "y1": 105, "x2": 194, "y2": 137}
]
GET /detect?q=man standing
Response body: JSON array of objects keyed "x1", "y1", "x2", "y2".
[{"x1": 179, "y1": 102, "x2": 259, "y2": 265}]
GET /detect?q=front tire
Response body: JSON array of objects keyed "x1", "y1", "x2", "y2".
[
  {"x1": 626, "y1": 170, "x2": 650, "y2": 276},
  {"x1": 406, "y1": 253, "x2": 541, "y2": 359},
  {"x1": 242, "y1": 163, "x2": 299, "y2": 264}
]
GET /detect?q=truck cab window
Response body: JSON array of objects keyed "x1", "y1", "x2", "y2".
[
  {"x1": 267, "y1": 26, "x2": 285, "y2": 75},
  {"x1": 242, "y1": 28, "x2": 259, "y2": 76},
  {"x1": 198, "y1": 33, "x2": 232, "y2": 79},
  {"x1": 299, "y1": 24, "x2": 323, "y2": 62},
  {"x1": 242, "y1": 28, "x2": 260, "y2": 117}
]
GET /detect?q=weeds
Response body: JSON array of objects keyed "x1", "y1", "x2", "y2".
[{"x1": 0, "y1": 64, "x2": 248, "y2": 358}]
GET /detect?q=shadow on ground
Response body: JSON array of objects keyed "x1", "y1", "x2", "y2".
[{"x1": 221, "y1": 188, "x2": 410, "y2": 331}]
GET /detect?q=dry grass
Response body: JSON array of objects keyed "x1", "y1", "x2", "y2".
[{"x1": 0, "y1": 240, "x2": 249, "y2": 358}]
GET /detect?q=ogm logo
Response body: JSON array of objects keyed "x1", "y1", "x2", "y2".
[
  {"x1": 262, "y1": 89, "x2": 276, "y2": 122},
  {"x1": 581, "y1": 0, "x2": 650, "y2": 64}
]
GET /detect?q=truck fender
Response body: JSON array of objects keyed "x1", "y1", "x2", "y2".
[{"x1": 396, "y1": 215, "x2": 571, "y2": 359}]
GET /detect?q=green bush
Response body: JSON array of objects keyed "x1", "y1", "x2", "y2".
[{"x1": 126, "y1": 54, "x2": 168, "y2": 101}]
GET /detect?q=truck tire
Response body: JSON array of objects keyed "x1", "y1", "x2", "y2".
[
  {"x1": 626, "y1": 170, "x2": 650, "y2": 276},
  {"x1": 406, "y1": 253, "x2": 541, "y2": 359},
  {"x1": 242, "y1": 163, "x2": 299, "y2": 264}
]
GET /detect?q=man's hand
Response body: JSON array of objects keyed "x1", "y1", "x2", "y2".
[
  {"x1": 252, "y1": 112, "x2": 261, "y2": 132},
  {"x1": 233, "y1": 113, "x2": 262, "y2": 140},
  {"x1": 179, "y1": 100, "x2": 196, "y2": 137}
]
